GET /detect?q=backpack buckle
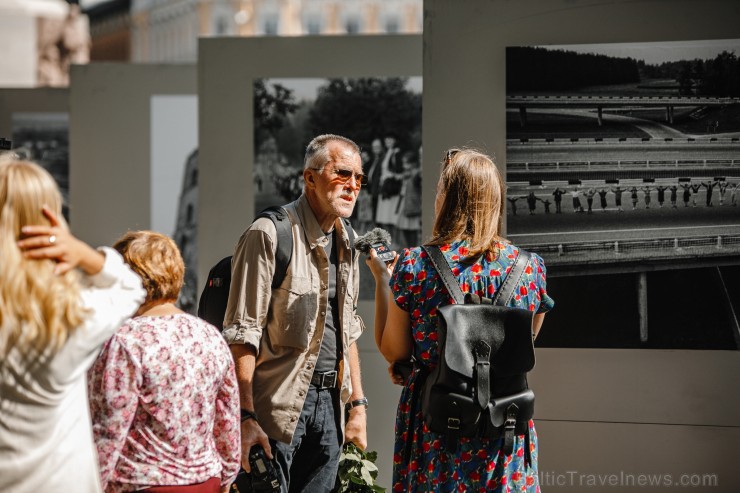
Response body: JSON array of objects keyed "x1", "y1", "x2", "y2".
[{"x1": 447, "y1": 417, "x2": 460, "y2": 430}]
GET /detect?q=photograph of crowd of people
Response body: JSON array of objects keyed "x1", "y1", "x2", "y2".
[
  {"x1": 253, "y1": 77, "x2": 422, "y2": 299},
  {"x1": 11, "y1": 112, "x2": 70, "y2": 219},
  {"x1": 505, "y1": 39, "x2": 740, "y2": 350}
]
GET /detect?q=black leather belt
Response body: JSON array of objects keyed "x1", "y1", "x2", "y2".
[{"x1": 310, "y1": 370, "x2": 338, "y2": 389}]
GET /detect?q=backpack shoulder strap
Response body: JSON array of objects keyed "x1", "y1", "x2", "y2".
[
  {"x1": 491, "y1": 248, "x2": 531, "y2": 306},
  {"x1": 421, "y1": 245, "x2": 465, "y2": 305},
  {"x1": 422, "y1": 245, "x2": 531, "y2": 306},
  {"x1": 256, "y1": 206, "x2": 293, "y2": 290}
]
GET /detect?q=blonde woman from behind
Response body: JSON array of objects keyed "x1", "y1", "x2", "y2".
[{"x1": 0, "y1": 159, "x2": 145, "y2": 493}]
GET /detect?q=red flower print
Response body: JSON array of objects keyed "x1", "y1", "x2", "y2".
[
  {"x1": 404, "y1": 272, "x2": 415, "y2": 282},
  {"x1": 477, "y1": 450, "x2": 488, "y2": 460},
  {"x1": 428, "y1": 462, "x2": 435, "y2": 473},
  {"x1": 490, "y1": 269, "x2": 501, "y2": 277},
  {"x1": 420, "y1": 351, "x2": 430, "y2": 360},
  {"x1": 526, "y1": 476, "x2": 535, "y2": 486},
  {"x1": 461, "y1": 451, "x2": 472, "y2": 461},
  {"x1": 458, "y1": 246, "x2": 469, "y2": 256},
  {"x1": 396, "y1": 295, "x2": 407, "y2": 305},
  {"x1": 432, "y1": 439, "x2": 441, "y2": 450},
  {"x1": 426, "y1": 289, "x2": 436, "y2": 299},
  {"x1": 415, "y1": 331, "x2": 425, "y2": 342},
  {"x1": 501, "y1": 476, "x2": 508, "y2": 485},
  {"x1": 486, "y1": 461, "x2": 495, "y2": 472},
  {"x1": 451, "y1": 254, "x2": 460, "y2": 261},
  {"x1": 529, "y1": 304, "x2": 535, "y2": 311},
  {"x1": 440, "y1": 245, "x2": 450, "y2": 252},
  {"x1": 516, "y1": 447, "x2": 524, "y2": 457},
  {"x1": 410, "y1": 461, "x2": 419, "y2": 472},
  {"x1": 393, "y1": 483, "x2": 404, "y2": 492},
  {"x1": 525, "y1": 265, "x2": 533, "y2": 275},
  {"x1": 511, "y1": 471, "x2": 522, "y2": 482},
  {"x1": 470, "y1": 471, "x2": 480, "y2": 482},
  {"x1": 487, "y1": 285, "x2": 495, "y2": 296},
  {"x1": 452, "y1": 471, "x2": 460, "y2": 481},
  {"x1": 519, "y1": 286, "x2": 528, "y2": 296},
  {"x1": 429, "y1": 332, "x2": 438, "y2": 342},
  {"x1": 471, "y1": 264, "x2": 482, "y2": 273},
  {"x1": 457, "y1": 484, "x2": 466, "y2": 492},
  {"x1": 529, "y1": 281, "x2": 536, "y2": 290},
  {"x1": 393, "y1": 453, "x2": 402, "y2": 464},
  {"x1": 412, "y1": 309, "x2": 422, "y2": 319},
  {"x1": 417, "y1": 271, "x2": 427, "y2": 281},
  {"x1": 461, "y1": 282, "x2": 470, "y2": 293},
  {"x1": 452, "y1": 267, "x2": 460, "y2": 276},
  {"x1": 487, "y1": 478, "x2": 498, "y2": 488}
]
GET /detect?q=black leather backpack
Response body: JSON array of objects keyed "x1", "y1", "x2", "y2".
[{"x1": 419, "y1": 245, "x2": 536, "y2": 461}]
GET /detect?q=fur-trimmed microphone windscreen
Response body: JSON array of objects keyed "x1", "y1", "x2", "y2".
[{"x1": 354, "y1": 228, "x2": 392, "y2": 253}]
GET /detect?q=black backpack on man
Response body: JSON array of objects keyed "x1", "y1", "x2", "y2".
[
  {"x1": 197, "y1": 206, "x2": 293, "y2": 329},
  {"x1": 197, "y1": 206, "x2": 355, "y2": 330}
]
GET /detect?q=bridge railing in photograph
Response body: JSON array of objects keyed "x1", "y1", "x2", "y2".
[
  {"x1": 521, "y1": 234, "x2": 740, "y2": 267},
  {"x1": 508, "y1": 159, "x2": 740, "y2": 172}
]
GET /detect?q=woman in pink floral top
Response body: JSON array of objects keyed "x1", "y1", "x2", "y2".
[{"x1": 88, "y1": 231, "x2": 240, "y2": 493}]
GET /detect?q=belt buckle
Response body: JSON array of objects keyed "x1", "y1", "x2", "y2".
[
  {"x1": 323, "y1": 370, "x2": 337, "y2": 388},
  {"x1": 316, "y1": 370, "x2": 337, "y2": 388}
]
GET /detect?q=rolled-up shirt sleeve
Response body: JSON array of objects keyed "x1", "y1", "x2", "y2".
[{"x1": 222, "y1": 222, "x2": 276, "y2": 354}]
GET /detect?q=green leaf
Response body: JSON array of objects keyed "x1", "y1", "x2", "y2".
[
  {"x1": 361, "y1": 459, "x2": 378, "y2": 472},
  {"x1": 360, "y1": 466, "x2": 374, "y2": 485}
]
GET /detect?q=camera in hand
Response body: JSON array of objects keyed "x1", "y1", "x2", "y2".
[
  {"x1": 354, "y1": 228, "x2": 395, "y2": 263},
  {"x1": 231, "y1": 446, "x2": 281, "y2": 493}
]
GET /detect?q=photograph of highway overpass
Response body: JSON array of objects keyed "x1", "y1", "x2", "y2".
[
  {"x1": 506, "y1": 40, "x2": 740, "y2": 270},
  {"x1": 505, "y1": 39, "x2": 740, "y2": 349}
]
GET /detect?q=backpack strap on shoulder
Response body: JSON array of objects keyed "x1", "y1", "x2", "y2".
[
  {"x1": 256, "y1": 206, "x2": 293, "y2": 290},
  {"x1": 422, "y1": 245, "x2": 465, "y2": 305},
  {"x1": 491, "y1": 249, "x2": 531, "y2": 306}
]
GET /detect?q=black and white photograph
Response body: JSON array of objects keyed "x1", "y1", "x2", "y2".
[
  {"x1": 253, "y1": 76, "x2": 422, "y2": 299},
  {"x1": 11, "y1": 112, "x2": 70, "y2": 219},
  {"x1": 506, "y1": 39, "x2": 740, "y2": 349},
  {"x1": 151, "y1": 95, "x2": 199, "y2": 313}
]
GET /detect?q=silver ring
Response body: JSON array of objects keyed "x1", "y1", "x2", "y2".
[{"x1": 48, "y1": 235, "x2": 56, "y2": 245}]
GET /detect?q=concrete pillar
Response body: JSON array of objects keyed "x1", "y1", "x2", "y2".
[
  {"x1": 519, "y1": 107, "x2": 527, "y2": 127},
  {"x1": 637, "y1": 272, "x2": 648, "y2": 343}
]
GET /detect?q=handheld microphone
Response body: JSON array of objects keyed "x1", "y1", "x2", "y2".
[{"x1": 354, "y1": 228, "x2": 395, "y2": 263}]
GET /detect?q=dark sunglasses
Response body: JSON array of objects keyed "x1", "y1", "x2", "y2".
[{"x1": 311, "y1": 167, "x2": 369, "y2": 186}]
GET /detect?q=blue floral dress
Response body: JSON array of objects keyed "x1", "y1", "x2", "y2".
[{"x1": 389, "y1": 240, "x2": 555, "y2": 493}]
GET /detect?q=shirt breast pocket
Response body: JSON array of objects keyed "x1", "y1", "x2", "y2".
[{"x1": 270, "y1": 275, "x2": 316, "y2": 350}]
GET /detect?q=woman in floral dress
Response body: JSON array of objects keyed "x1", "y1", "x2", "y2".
[
  {"x1": 366, "y1": 148, "x2": 554, "y2": 493},
  {"x1": 88, "y1": 231, "x2": 240, "y2": 493}
]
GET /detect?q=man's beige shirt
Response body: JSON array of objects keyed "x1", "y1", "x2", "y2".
[{"x1": 222, "y1": 194, "x2": 365, "y2": 444}]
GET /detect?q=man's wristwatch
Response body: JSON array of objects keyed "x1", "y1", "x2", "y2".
[
  {"x1": 345, "y1": 397, "x2": 369, "y2": 411},
  {"x1": 241, "y1": 409, "x2": 258, "y2": 423}
]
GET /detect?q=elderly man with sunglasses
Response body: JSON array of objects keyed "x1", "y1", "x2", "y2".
[{"x1": 223, "y1": 134, "x2": 369, "y2": 493}]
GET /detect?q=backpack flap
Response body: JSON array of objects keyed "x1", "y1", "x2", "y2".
[{"x1": 439, "y1": 304, "x2": 535, "y2": 379}]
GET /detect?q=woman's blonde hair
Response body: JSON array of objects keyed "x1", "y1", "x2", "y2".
[
  {"x1": 427, "y1": 148, "x2": 506, "y2": 259},
  {"x1": 113, "y1": 231, "x2": 184, "y2": 305},
  {"x1": 0, "y1": 159, "x2": 86, "y2": 357}
]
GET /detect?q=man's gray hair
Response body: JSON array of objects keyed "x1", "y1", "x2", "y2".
[{"x1": 303, "y1": 134, "x2": 361, "y2": 170}]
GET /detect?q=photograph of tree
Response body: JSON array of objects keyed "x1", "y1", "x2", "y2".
[
  {"x1": 253, "y1": 77, "x2": 422, "y2": 299},
  {"x1": 505, "y1": 39, "x2": 740, "y2": 350}
]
